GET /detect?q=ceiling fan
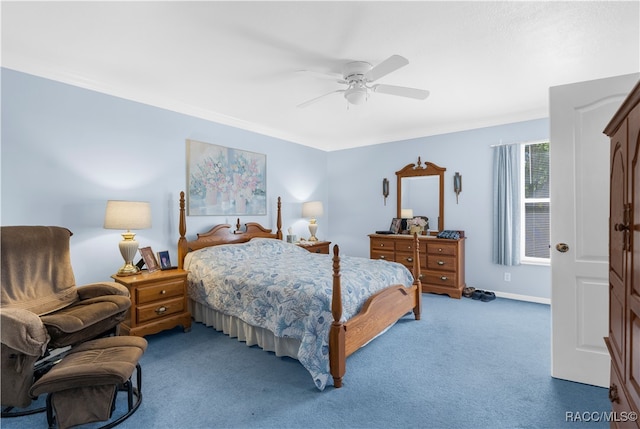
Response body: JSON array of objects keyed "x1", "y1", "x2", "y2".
[{"x1": 297, "y1": 55, "x2": 429, "y2": 108}]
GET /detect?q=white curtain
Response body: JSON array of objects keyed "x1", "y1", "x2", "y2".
[{"x1": 492, "y1": 145, "x2": 521, "y2": 266}]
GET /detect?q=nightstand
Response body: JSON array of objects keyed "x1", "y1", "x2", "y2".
[
  {"x1": 297, "y1": 240, "x2": 331, "y2": 254},
  {"x1": 112, "y1": 269, "x2": 192, "y2": 337}
]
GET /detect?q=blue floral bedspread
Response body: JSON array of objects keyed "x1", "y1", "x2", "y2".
[{"x1": 184, "y1": 238, "x2": 414, "y2": 390}]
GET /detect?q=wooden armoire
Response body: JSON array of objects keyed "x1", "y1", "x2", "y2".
[{"x1": 604, "y1": 79, "x2": 640, "y2": 428}]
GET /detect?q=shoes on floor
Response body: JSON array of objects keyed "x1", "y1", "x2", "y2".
[
  {"x1": 471, "y1": 289, "x2": 484, "y2": 300},
  {"x1": 481, "y1": 291, "x2": 496, "y2": 302},
  {"x1": 463, "y1": 287, "x2": 476, "y2": 298},
  {"x1": 470, "y1": 289, "x2": 496, "y2": 302}
]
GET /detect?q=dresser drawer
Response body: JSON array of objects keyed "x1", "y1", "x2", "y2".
[
  {"x1": 137, "y1": 297, "x2": 185, "y2": 324},
  {"x1": 371, "y1": 249, "x2": 395, "y2": 262},
  {"x1": 395, "y1": 240, "x2": 415, "y2": 253},
  {"x1": 427, "y1": 255, "x2": 457, "y2": 272},
  {"x1": 422, "y1": 272, "x2": 458, "y2": 288},
  {"x1": 371, "y1": 238, "x2": 395, "y2": 251},
  {"x1": 426, "y1": 241, "x2": 458, "y2": 256},
  {"x1": 370, "y1": 234, "x2": 465, "y2": 299},
  {"x1": 397, "y1": 251, "x2": 427, "y2": 268},
  {"x1": 136, "y1": 278, "x2": 185, "y2": 305}
]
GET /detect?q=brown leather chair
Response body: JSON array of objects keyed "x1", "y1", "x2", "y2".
[{"x1": 1, "y1": 226, "x2": 131, "y2": 411}]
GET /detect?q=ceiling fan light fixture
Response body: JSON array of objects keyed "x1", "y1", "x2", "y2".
[
  {"x1": 344, "y1": 86, "x2": 368, "y2": 105},
  {"x1": 297, "y1": 55, "x2": 428, "y2": 109}
]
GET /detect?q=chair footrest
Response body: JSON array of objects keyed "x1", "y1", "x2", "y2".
[{"x1": 29, "y1": 336, "x2": 147, "y2": 429}]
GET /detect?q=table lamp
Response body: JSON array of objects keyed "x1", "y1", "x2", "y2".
[
  {"x1": 104, "y1": 200, "x2": 151, "y2": 275},
  {"x1": 302, "y1": 201, "x2": 324, "y2": 242}
]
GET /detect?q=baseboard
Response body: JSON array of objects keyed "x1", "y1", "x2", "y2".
[{"x1": 494, "y1": 291, "x2": 550, "y2": 305}]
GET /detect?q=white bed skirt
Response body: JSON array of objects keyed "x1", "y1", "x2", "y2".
[{"x1": 188, "y1": 299, "x2": 302, "y2": 360}]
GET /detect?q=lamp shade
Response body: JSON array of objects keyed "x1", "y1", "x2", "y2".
[
  {"x1": 104, "y1": 201, "x2": 151, "y2": 230},
  {"x1": 401, "y1": 208, "x2": 414, "y2": 218},
  {"x1": 302, "y1": 201, "x2": 324, "y2": 218}
]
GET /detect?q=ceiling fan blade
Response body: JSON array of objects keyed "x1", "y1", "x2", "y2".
[
  {"x1": 297, "y1": 90, "x2": 345, "y2": 108},
  {"x1": 372, "y1": 84, "x2": 430, "y2": 100},
  {"x1": 296, "y1": 70, "x2": 346, "y2": 84},
  {"x1": 365, "y1": 55, "x2": 409, "y2": 82}
]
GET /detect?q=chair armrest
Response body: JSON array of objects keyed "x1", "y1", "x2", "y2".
[
  {"x1": 77, "y1": 282, "x2": 130, "y2": 300},
  {"x1": 0, "y1": 308, "x2": 50, "y2": 356}
]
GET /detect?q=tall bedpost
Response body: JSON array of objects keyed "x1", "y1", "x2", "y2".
[
  {"x1": 329, "y1": 244, "x2": 346, "y2": 388},
  {"x1": 178, "y1": 192, "x2": 187, "y2": 269},
  {"x1": 412, "y1": 232, "x2": 422, "y2": 320},
  {"x1": 276, "y1": 197, "x2": 283, "y2": 239}
]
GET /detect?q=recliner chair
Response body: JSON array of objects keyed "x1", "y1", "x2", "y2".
[{"x1": 1, "y1": 226, "x2": 132, "y2": 411}]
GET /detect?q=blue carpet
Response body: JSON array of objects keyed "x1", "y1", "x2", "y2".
[{"x1": 2, "y1": 294, "x2": 611, "y2": 429}]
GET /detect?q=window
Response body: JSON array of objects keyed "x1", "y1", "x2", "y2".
[{"x1": 520, "y1": 142, "x2": 550, "y2": 263}]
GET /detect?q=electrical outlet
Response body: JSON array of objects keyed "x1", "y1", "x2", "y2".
[{"x1": 504, "y1": 272, "x2": 511, "y2": 282}]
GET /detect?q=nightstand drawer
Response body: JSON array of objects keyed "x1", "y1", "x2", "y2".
[
  {"x1": 137, "y1": 297, "x2": 185, "y2": 324},
  {"x1": 112, "y1": 269, "x2": 191, "y2": 336},
  {"x1": 309, "y1": 242, "x2": 330, "y2": 254},
  {"x1": 136, "y1": 279, "x2": 185, "y2": 305},
  {"x1": 297, "y1": 241, "x2": 331, "y2": 254}
]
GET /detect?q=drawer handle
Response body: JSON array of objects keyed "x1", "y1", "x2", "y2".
[
  {"x1": 160, "y1": 290, "x2": 167, "y2": 295},
  {"x1": 440, "y1": 276, "x2": 448, "y2": 281},
  {"x1": 406, "y1": 257, "x2": 413, "y2": 262},
  {"x1": 379, "y1": 244, "x2": 385, "y2": 247},
  {"x1": 609, "y1": 384, "x2": 620, "y2": 404},
  {"x1": 437, "y1": 260, "x2": 445, "y2": 265},
  {"x1": 315, "y1": 249, "x2": 321, "y2": 253},
  {"x1": 438, "y1": 248, "x2": 443, "y2": 252},
  {"x1": 379, "y1": 255, "x2": 386, "y2": 259},
  {"x1": 155, "y1": 306, "x2": 168, "y2": 315}
]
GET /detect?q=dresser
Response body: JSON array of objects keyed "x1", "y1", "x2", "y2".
[
  {"x1": 112, "y1": 269, "x2": 192, "y2": 337},
  {"x1": 603, "y1": 80, "x2": 640, "y2": 428},
  {"x1": 369, "y1": 234, "x2": 466, "y2": 299}
]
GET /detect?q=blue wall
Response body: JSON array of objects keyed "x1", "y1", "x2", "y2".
[
  {"x1": 1, "y1": 69, "x2": 328, "y2": 284},
  {"x1": 328, "y1": 120, "x2": 550, "y2": 300},
  {"x1": 1, "y1": 68, "x2": 550, "y2": 299}
]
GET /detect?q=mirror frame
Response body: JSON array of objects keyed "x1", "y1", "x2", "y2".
[{"x1": 396, "y1": 157, "x2": 446, "y2": 232}]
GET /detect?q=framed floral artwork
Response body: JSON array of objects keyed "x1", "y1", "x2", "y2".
[{"x1": 186, "y1": 139, "x2": 267, "y2": 215}]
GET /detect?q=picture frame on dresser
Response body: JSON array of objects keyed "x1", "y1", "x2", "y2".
[{"x1": 390, "y1": 218, "x2": 401, "y2": 234}]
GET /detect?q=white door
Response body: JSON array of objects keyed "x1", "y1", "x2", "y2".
[{"x1": 549, "y1": 73, "x2": 639, "y2": 387}]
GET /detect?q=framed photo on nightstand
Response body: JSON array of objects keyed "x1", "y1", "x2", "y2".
[
  {"x1": 139, "y1": 247, "x2": 159, "y2": 273},
  {"x1": 157, "y1": 250, "x2": 172, "y2": 270}
]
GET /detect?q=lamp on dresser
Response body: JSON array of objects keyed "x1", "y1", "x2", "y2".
[
  {"x1": 104, "y1": 200, "x2": 151, "y2": 276},
  {"x1": 302, "y1": 201, "x2": 323, "y2": 242}
]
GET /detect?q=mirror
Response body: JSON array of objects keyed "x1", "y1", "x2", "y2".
[{"x1": 396, "y1": 157, "x2": 446, "y2": 232}]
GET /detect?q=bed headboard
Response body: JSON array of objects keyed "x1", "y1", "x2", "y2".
[{"x1": 177, "y1": 191, "x2": 283, "y2": 269}]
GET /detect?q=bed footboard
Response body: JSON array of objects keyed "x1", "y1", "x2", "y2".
[{"x1": 329, "y1": 234, "x2": 421, "y2": 388}]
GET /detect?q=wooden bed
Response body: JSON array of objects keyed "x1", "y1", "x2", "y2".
[{"x1": 177, "y1": 191, "x2": 421, "y2": 388}]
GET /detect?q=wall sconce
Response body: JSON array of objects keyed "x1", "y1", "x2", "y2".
[
  {"x1": 453, "y1": 172, "x2": 462, "y2": 204},
  {"x1": 104, "y1": 200, "x2": 152, "y2": 276},
  {"x1": 382, "y1": 178, "x2": 389, "y2": 205}
]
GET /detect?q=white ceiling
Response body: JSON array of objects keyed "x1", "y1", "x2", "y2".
[{"x1": 2, "y1": 1, "x2": 639, "y2": 151}]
